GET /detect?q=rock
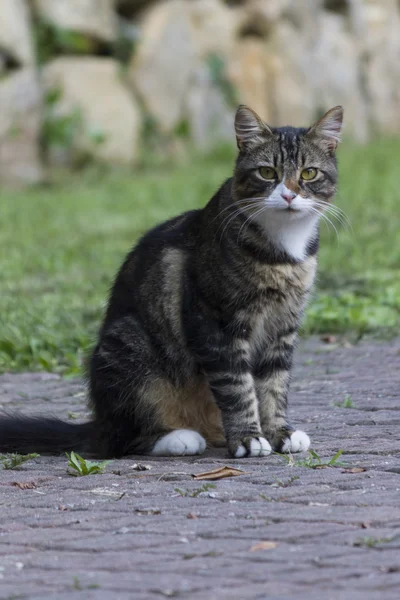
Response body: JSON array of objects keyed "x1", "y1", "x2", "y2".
[
  {"x1": 129, "y1": 0, "x2": 196, "y2": 133},
  {"x1": 309, "y1": 12, "x2": 368, "y2": 142},
  {"x1": 34, "y1": 0, "x2": 117, "y2": 43},
  {"x1": 188, "y1": 0, "x2": 238, "y2": 60},
  {"x1": 236, "y1": 0, "x2": 292, "y2": 37},
  {"x1": 227, "y1": 38, "x2": 275, "y2": 123},
  {"x1": 0, "y1": 69, "x2": 44, "y2": 186},
  {"x1": 186, "y1": 65, "x2": 234, "y2": 150},
  {"x1": 357, "y1": 0, "x2": 400, "y2": 135},
  {"x1": 264, "y1": 22, "x2": 316, "y2": 127},
  {"x1": 42, "y1": 57, "x2": 141, "y2": 166},
  {"x1": 0, "y1": 0, "x2": 35, "y2": 66}
]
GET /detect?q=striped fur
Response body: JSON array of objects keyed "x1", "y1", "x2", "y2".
[{"x1": 0, "y1": 105, "x2": 343, "y2": 458}]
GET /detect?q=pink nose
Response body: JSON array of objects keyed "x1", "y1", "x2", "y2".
[{"x1": 281, "y1": 191, "x2": 296, "y2": 204}]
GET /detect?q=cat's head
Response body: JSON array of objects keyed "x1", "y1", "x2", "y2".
[{"x1": 232, "y1": 105, "x2": 343, "y2": 224}]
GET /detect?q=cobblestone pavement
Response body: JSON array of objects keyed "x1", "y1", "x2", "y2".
[{"x1": 0, "y1": 338, "x2": 399, "y2": 600}]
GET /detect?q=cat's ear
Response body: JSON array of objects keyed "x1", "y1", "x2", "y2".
[
  {"x1": 234, "y1": 105, "x2": 272, "y2": 149},
  {"x1": 307, "y1": 106, "x2": 344, "y2": 153}
]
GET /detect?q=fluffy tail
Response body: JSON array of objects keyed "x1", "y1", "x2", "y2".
[{"x1": 0, "y1": 414, "x2": 93, "y2": 455}]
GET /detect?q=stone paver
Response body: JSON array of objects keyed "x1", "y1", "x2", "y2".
[{"x1": 0, "y1": 337, "x2": 399, "y2": 600}]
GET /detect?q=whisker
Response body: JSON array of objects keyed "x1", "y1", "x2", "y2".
[
  {"x1": 209, "y1": 196, "x2": 266, "y2": 227},
  {"x1": 238, "y1": 205, "x2": 269, "y2": 244}
]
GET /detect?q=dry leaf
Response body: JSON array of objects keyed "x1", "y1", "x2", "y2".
[
  {"x1": 341, "y1": 467, "x2": 366, "y2": 474},
  {"x1": 131, "y1": 463, "x2": 152, "y2": 471},
  {"x1": 187, "y1": 513, "x2": 199, "y2": 519},
  {"x1": 192, "y1": 466, "x2": 245, "y2": 481},
  {"x1": 249, "y1": 541, "x2": 278, "y2": 552},
  {"x1": 320, "y1": 335, "x2": 337, "y2": 344},
  {"x1": 134, "y1": 508, "x2": 161, "y2": 515},
  {"x1": 11, "y1": 481, "x2": 36, "y2": 489}
]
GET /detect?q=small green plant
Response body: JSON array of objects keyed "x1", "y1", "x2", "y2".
[
  {"x1": 353, "y1": 536, "x2": 392, "y2": 548},
  {"x1": 335, "y1": 395, "x2": 356, "y2": 408},
  {"x1": 0, "y1": 453, "x2": 40, "y2": 470},
  {"x1": 66, "y1": 451, "x2": 110, "y2": 476},
  {"x1": 174, "y1": 483, "x2": 216, "y2": 497},
  {"x1": 72, "y1": 576, "x2": 100, "y2": 591},
  {"x1": 282, "y1": 449, "x2": 345, "y2": 469},
  {"x1": 259, "y1": 494, "x2": 273, "y2": 502},
  {"x1": 271, "y1": 475, "x2": 300, "y2": 488}
]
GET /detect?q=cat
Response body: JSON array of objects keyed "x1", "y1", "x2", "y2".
[{"x1": 0, "y1": 104, "x2": 343, "y2": 458}]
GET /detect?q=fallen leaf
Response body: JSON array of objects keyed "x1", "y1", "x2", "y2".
[
  {"x1": 249, "y1": 541, "x2": 278, "y2": 552},
  {"x1": 341, "y1": 467, "x2": 366, "y2": 474},
  {"x1": 192, "y1": 466, "x2": 245, "y2": 481},
  {"x1": 11, "y1": 481, "x2": 36, "y2": 489},
  {"x1": 131, "y1": 463, "x2": 152, "y2": 471},
  {"x1": 320, "y1": 335, "x2": 337, "y2": 344},
  {"x1": 135, "y1": 508, "x2": 161, "y2": 515},
  {"x1": 187, "y1": 513, "x2": 198, "y2": 519}
]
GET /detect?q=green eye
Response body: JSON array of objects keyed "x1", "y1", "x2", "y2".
[
  {"x1": 301, "y1": 168, "x2": 318, "y2": 181},
  {"x1": 259, "y1": 166, "x2": 276, "y2": 180}
]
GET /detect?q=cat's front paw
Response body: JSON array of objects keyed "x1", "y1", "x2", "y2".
[
  {"x1": 228, "y1": 436, "x2": 272, "y2": 458},
  {"x1": 281, "y1": 430, "x2": 310, "y2": 453}
]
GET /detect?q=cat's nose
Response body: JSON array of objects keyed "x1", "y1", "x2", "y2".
[{"x1": 281, "y1": 190, "x2": 296, "y2": 204}]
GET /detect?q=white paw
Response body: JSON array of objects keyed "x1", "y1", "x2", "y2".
[
  {"x1": 281, "y1": 430, "x2": 310, "y2": 453},
  {"x1": 151, "y1": 430, "x2": 206, "y2": 456},
  {"x1": 235, "y1": 437, "x2": 272, "y2": 458}
]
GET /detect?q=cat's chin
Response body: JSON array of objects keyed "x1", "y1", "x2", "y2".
[{"x1": 271, "y1": 207, "x2": 316, "y2": 221}]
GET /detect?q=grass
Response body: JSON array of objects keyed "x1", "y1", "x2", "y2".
[
  {"x1": 335, "y1": 395, "x2": 356, "y2": 408},
  {"x1": 0, "y1": 452, "x2": 40, "y2": 470},
  {"x1": 174, "y1": 483, "x2": 216, "y2": 497},
  {"x1": 0, "y1": 140, "x2": 399, "y2": 374},
  {"x1": 282, "y1": 449, "x2": 345, "y2": 468},
  {"x1": 353, "y1": 536, "x2": 393, "y2": 548},
  {"x1": 66, "y1": 451, "x2": 110, "y2": 476}
]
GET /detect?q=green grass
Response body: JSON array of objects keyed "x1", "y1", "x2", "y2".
[
  {"x1": 66, "y1": 451, "x2": 110, "y2": 476},
  {"x1": 0, "y1": 140, "x2": 399, "y2": 374},
  {"x1": 0, "y1": 452, "x2": 40, "y2": 470}
]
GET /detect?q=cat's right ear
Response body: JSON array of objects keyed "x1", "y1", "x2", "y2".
[{"x1": 234, "y1": 105, "x2": 272, "y2": 150}]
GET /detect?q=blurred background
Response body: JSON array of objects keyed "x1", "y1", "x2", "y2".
[{"x1": 0, "y1": 0, "x2": 399, "y2": 376}]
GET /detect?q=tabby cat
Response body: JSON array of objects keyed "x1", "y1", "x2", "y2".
[{"x1": 0, "y1": 105, "x2": 343, "y2": 458}]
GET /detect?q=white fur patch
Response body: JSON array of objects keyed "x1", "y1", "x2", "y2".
[
  {"x1": 255, "y1": 183, "x2": 320, "y2": 261},
  {"x1": 151, "y1": 430, "x2": 206, "y2": 456},
  {"x1": 234, "y1": 436, "x2": 272, "y2": 458},
  {"x1": 281, "y1": 430, "x2": 310, "y2": 453}
]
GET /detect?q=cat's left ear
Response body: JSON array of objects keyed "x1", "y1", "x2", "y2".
[
  {"x1": 234, "y1": 105, "x2": 272, "y2": 149},
  {"x1": 307, "y1": 106, "x2": 344, "y2": 153}
]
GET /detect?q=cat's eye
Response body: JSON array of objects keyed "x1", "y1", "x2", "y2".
[
  {"x1": 301, "y1": 168, "x2": 318, "y2": 181},
  {"x1": 259, "y1": 166, "x2": 276, "y2": 180}
]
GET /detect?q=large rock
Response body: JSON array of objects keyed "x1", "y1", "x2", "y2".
[
  {"x1": 188, "y1": 0, "x2": 238, "y2": 60},
  {"x1": 309, "y1": 12, "x2": 368, "y2": 142},
  {"x1": 0, "y1": 69, "x2": 44, "y2": 186},
  {"x1": 129, "y1": 0, "x2": 196, "y2": 133},
  {"x1": 0, "y1": 0, "x2": 35, "y2": 66},
  {"x1": 357, "y1": 0, "x2": 400, "y2": 135},
  {"x1": 236, "y1": 0, "x2": 292, "y2": 37},
  {"x1": 263, "y1": 22, "x2": 316, "y2": 127},
  {"x1": 228, "y1": 38, "x2": 275, "y2": 123},
  {"x1": 34, "y1": 0, "x2": 117, "y2": 43},
  {"x1": 186, "y1": 65, "x2": 234, "y2": 150},
  {"x1": 42, "y1": 57, "x2": 141, "y2": 166}
]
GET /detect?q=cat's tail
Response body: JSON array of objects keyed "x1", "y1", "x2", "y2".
[{"x1": 0, "y1": 414, "x2": 94, "y2": 455}]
